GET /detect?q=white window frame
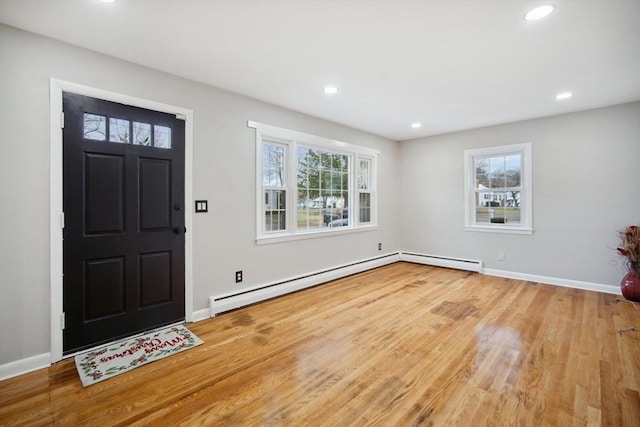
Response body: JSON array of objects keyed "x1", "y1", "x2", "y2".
[
  {"x1": 250, "y1": 121, "x2": 379, "y2": 244},
  {"x1": 464, "y1": 142, "x2": 533, "y2": 235},
  {"x1": 261, "y1": 138, "x2": 289, "y2": 233},
  {"x1": 357, "y1": 157, "x2": 375, "y2": 225}
]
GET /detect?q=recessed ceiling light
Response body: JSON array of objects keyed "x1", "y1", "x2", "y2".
[
  {"x1": 100, "y1": 0, "x2": 118, "y2": 3},
  {"x1": 411, "y1": 122, "x2": 422, "y2": 129},
  {"x1": 323, "y1": 86, "x2": 339, "y2": 95},
  {"x1": 524, "y1": 4, "x2": 555, "y2": 21},
  {"x1": 555, "y1": 92, "x2": 573, "y2": 100}
]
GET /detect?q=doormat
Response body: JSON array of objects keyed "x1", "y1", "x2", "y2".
[{"x1": 74, "y1": 325, "x2": 203, "y2": 387}]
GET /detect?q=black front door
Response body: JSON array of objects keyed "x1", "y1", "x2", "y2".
[{"x1": 62, "y1": 93, "x2": 185, "y2": 354}]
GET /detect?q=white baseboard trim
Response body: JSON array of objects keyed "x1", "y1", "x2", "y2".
[
  {"x1": 209, "y1": 252, "x2": 400, "y2": 317},
  {"x1": 483, "y1": 268, "x2": 621, "y2": 295},
  {"x1": 191, "y1": 308, "x2": 211, "y2": 323},
  {"x1": 399, "y1": 251, "x2": 482, "y2": 273},
  {"x1": 0, "y1": 352, "x2": 51, "y2": 381}
]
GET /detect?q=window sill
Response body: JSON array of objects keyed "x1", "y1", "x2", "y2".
[
  {"x1": 464, "y1": 225, "x2": 533, "y2": 235},
  {"x1": 257, "y1": 224, "x2": 379, "y2": 245}
]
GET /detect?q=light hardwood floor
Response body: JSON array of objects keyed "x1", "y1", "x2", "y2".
[{"x1": 1, "y1": 262, "x2": 639, "y2": 426}]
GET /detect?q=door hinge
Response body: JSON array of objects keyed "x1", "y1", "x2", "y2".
[
  {"x1": 60, "y1": 212, "x2": 65, "y2": 229},
  {"x1": 176, "y1": 113, "x2": 187, "y2": 121},
  {"x1": 60, "y1": 112, "x2": 65, "y2": 129},
  {"x1": 60, "y1": 313, "x2": 65, "y2": 330}
]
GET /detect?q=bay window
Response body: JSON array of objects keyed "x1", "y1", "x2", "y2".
[{"x1": 250, "y1": 121, "x2": 379, "y2": 243}]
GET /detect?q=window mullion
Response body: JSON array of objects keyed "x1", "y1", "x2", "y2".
[
  {"x1": 350, "y1": 154, "x2": 357, "y2": 227},
  {"x1": 287, "y1": 140, "x2": 297, "y2": 233}
]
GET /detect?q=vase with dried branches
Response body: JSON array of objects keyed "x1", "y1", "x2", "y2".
[{"x1": 617, "y1": 225, "x2": 640, "y2": 302}]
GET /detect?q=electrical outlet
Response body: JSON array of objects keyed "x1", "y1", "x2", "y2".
[
  {"x1": 498, "y1": 251, "x2": 506, "y2": 261},
  {"x1": 235, "y1": 271, "x2": 243, "y2": 283},
  {"x1": 378, "y1": 242, "x2": 382, "y2": 251}
]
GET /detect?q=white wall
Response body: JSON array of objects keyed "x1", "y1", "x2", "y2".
[
  {"x1": 0, "y1": 25, "x2": 398, "y2": 365},
  {"x1": 398, "y1": 102, "x2": 640, "y2": 286}
]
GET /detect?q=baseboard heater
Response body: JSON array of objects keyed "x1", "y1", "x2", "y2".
[
  {"x1": 209, "y1": 253, "x2": 400, "y2": 317},
  {"x1": 399, "y1": 251, "x2": 482, "y2": 273}
]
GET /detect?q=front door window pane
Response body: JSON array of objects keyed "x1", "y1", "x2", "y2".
[
  {"x1": 109, "y1": 118, "x2": 130, "y2": 143},
  {"x1": 83, "y1": 113, "x2": 106, "y2": 141},
  {"x1": 133, "y1": 122, "x2": 152, "y2": 146},
  {"x1": 154, "y1": 125, "x2": 171, "y2": 149}
]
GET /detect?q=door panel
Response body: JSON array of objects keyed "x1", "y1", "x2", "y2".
[
  {"x1": 84, "y1": 257, "x2": 126, "y2": 320},
  {"x1": 139, "y1": 158, "x2": 172, "y2": 231},
  {"x1": 140, "y1": 251, "x2": 172, "y2": 307},
  {"x1": 63, "y1": 92, "x2": 185, "y2": 354},
  {"x1": 84, "y1": 153, "x2": 125, "y2": 235}
]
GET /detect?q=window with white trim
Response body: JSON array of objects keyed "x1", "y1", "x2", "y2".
[
  {"x1": 250, "y1": 121, "x2": 379, "y2": 243},
  {"x1": 464, "y1": 143, "x2": 533, "y2": 235},
  {"x1": 262, "y1": 140, "x2": 287, "y2": 232},
  {"x1": 357, "y1": 158, "x2": 373, "y2": 224}
]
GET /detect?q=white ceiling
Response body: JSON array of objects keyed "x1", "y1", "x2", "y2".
[{"x1": 1, "y1": 0, "x2": 639, "y2": 141}]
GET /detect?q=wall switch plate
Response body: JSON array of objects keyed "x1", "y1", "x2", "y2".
[
  {"x1": 195, "y1": 200, "x2": 208, "y2": 213},
  {"x1": 235, "y1": 271, "x2": 243, "y2": 283}
]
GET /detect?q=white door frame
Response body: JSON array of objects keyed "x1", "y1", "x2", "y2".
[{"x1": 49, "y1": 79, "x2": 194, "y2": 363}]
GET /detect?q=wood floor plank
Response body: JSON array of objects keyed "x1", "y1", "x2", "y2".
[{"x1": 1, "y1": 262, "x2": 639, "y2": 426}]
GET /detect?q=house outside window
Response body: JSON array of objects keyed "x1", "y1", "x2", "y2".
[
  {"x1": 464, "y1": 142, "x2": 533, "y2": 235},
  {"x1": 250, "y1": 121, "x2": 379, "y2": 244}
]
